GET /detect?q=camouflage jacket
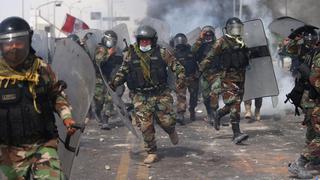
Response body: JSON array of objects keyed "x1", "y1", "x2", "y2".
[
  {"x1": 112, "y1": 43, "x2": 185, "y2": 88},
  {"x1": 200, "y1": 35, "x2": 247, "y2": 81},
  {"x1": 309, "y1": 49, "x2": 320, "y2": 95},
  {"x1": 191, "y1": 37, "x2": 216, "y2": 63},
  {"x1": 0, "y1": 54, "x2": 72, "y2": 120}
]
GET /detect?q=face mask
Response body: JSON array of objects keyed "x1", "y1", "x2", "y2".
[{"x1": 139, "y1": 44, "x2": 152, "y2": 52}]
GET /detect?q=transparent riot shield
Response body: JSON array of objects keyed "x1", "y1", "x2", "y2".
[
  {"x1": 51, "y1": 38, "x2": 96, "y2": 179},
  {"x1": 242, "y1": 19, "x2": 279, "y2": 101},
  {"x1": 112, "y1": 23, "x2": 131, "y2": 51},
  {"x1": 186, "y1": 27, "x2": 201, "y2": 45},
  {"x1": 268, "y1": 16, "x2": 305, "y2": 38},
  {"x1": 32, "y1": 30, "x2": 50, "y2": 62}
]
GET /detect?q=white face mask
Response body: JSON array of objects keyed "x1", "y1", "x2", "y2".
[{"x1": 139, "y1": 44, "x2": 152, "y2": 52}]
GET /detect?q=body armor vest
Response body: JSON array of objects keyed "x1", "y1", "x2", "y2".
[
  {"x1": 215, "y1": 37, "x2": 249, "y2": 71},
  {"x1": 196, "y1": 42, "x2": 214, "y2": 62},
  {"x1": 101, "y1": 54, "x2": 123, "y2": 81},
  {"x1": 127, "y1": 46, "x2": 167, "y2": 92},
  {"x1": 175, "y1": 46, "x2": 198, "y2": 77},
  {"x1": 0, "y1": 78, "x2": 57, "y2": 146}
]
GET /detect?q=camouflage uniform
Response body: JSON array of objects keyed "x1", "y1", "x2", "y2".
[
  {"x1": 93, "y1": 45, "x2": 124, "y2": 125},
  {"x1": 303, "y1": 50, "x2": 320, "y2": 162},
  {"x1": 112, "y1": 43, "x2": 185, "y2": 154},
  {"x1": 0, "y1": 54, "x2": 72, "y2": 180},
  {"x1": 174, "y1": 44, "x2": 199, "y2": 121},
  {"x1": 285, "y1": 39, "x2": 316, "y2": 134},
  {"x1": 192, "y1": 37, "x2": 218, "y2": 118},
  {"x1": 201, "y1": 35, "x2": 246, "y2": 123}
]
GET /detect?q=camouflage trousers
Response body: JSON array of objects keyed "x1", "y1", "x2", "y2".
[
  {"x1": 133, "y1": 89, "x2": 176, "y2": 154},
  {"x1": 303, "y1": 103, "x2": 320, "y2": 163},
  {"x1": 176, "y1": 75, "x2": 199, "y2": 113},
  {"x1": 92, "y1": 85, "x2": 125, "y2": 122},
  {"x1": 0, "y1": 139, "x2": 64, "y2": 180},
  {"x1": 201, "y1": 73, "x2": 222, "y2": 114},
  {"x1": 220, "y1": 74, "x2": 244, "y2": 124}
]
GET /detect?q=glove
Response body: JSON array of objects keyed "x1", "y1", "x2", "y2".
[
  {"x1": 63, "y1": 118, "x2": 76, "y2": 135},
  {"x1": 200, "y1": 31, "x2": 206, "y2": 40}
]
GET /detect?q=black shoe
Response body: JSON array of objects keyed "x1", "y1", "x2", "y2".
[
  {"x1": 101, "y1": 123, "x2": 111, "y2": 130},
  {"x1": 231, "y1": 123, "x2": 249, "y2": 144},
  {"x1": 288, "y1": 155, "x2": 313, "y2": 179},
  {"x1": 176, "y1": 113, "x2": 185, "y2": 125},
  {"x1": 213, "y1": 111, "x2": 221, "y2": 131},
  {"x1": 189, "y1": 110, "x2": 196, "y2": 121}
]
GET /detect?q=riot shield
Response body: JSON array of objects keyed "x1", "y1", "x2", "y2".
[
  {"x1": 82, "y1": 32, "x2": 99, "y2": 60},
  {"x1": 112, "y1": 23, "x2": 131, "y2": 51},
  {"x1": 139, "y1": 17, "x2": 171, "y2": 43},
  {"x1": 242, "y1": 19, "x2": 279, "y2": 101},
  {"x1": 32, "y1": 30, "x2": 50, "y2": 62},
  {"x1": 51, "y1": 38, "x2": 96, "y2": 179},
  {"x1": 76, "y1": 29, "x2": 104, "y2": 42},
  {"x1": 96, "y1": 63, "x2": 139, "y2": 138},
  {"x1": 268, "y1": 16, "x2": 305, "y2": 38},
  {"x1": 186, "y1": 27, "x2": 201, "y2": 45}
]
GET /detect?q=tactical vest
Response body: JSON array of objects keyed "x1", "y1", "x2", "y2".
[
  {"x1": 0, "y1": 78, "x2": 57, "y2": 146},
  {"x1": 101, "y1": 54, "x2": 123, "y2": 81},
  {"x1": 175, "y1": 47, "x2": 198, "y2": 77},
  {"x1": 215, "y1": 37, "x2": 249, "y2": 71},
  {"x1": 127, "y1": 46, "x2": 167, "y2": 93},
  {"x1": 196, "y1": 42, "x2": 214, "y2": 62}
]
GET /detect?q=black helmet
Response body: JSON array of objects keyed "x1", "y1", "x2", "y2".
[
  {"x1": 173, "y1": 33, "x2": 188, "y2": 48},
  {"x1": 201, "y1": 25, "x2": 216, "y2": 42},
  {"x1": 225, "y1": 17, "x2": 244, "y2": 36},
  {"x1": 67, "y1": 34, "x2": 81, "y2": 44},
  {"x1": 0, "y1": 16, "x2": 32, "y2": 67},
  {"x1": 102, "y1": 30, "x2": 118, "y2": 48},
  {"x1": 135, "y1": 25, "x2": 158, "y2": 47},
  {"x1": 302, "y1": 29, "x2": 318, "y2": 47}
]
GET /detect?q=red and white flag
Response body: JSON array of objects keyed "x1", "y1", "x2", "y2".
[{"x1": 61, "y1": 14, "x2": 89, "y2": 34}]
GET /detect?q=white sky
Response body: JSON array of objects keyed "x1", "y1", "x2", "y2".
[{"x1": 0, "y1": 0, "x2": 147, "y2": 38}]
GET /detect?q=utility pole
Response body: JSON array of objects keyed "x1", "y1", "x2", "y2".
[
  {"x1": 285, "y1": 0, "x2": 288, "y2": 16},
  {"x1": 239, "y1": 0, "x2": 243, "y2": 19},
  {"x1": 233, "y1": 0, "x2": 236, "y2": 17}
]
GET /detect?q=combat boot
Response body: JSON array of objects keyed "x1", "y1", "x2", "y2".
[
  {"x1": 144, "y1": 153, "x2": 159, "y2": 164},
  {"x1": 189, "y1": 109, "x2": 196, "y2": 121},
  {"x1": 232, "y1": 123, "x2": 249, "y2": 144},
  {"x1": 204, "y1": 99, "x2": 213, "y2": 124},
  {"x1": 101, "y1": 115, "x2": 111, "y2": 130},
  {"x1": 213, "y1": 111, "x2": 221, "y2": 131},
  {"x1": 255, "y1": 108, "x2": 261, "y2": 121},
  {"x1": 288, "y1": 155, "x2": 313, "y2": 179},
  {"x1": 176, "y1": 113, "x2": 185, "y2": 125},
  {"x1": 244, "y1": 103, "x2": 252, "y2": 119},
  {"x1": 169, "y1": 130, "x2": 179, "y2": 145}
]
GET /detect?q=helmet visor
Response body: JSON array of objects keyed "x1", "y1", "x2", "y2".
[
  {"x1": 0, "y1": 34, "x2": 30, "y2": 67},
  {"x1": 227, "y1": 23, "x2": 243, "y2": 36}
]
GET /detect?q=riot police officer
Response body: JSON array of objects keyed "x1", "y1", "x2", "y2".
[
  {"x1": 202, "y1": 17, "x2": 249, "y2": 144},
  {"x1": 173, "y1": 33, "x2": 199, "y2": 124},
  {"x1": 192, "y1": 25, "x2": 217, "y2": 123},
  {"x1": 0, "y1": 16, "x2": 77, "y2": 179},
  {"x1": 93, "y1": 30, "x2": 124, "y2": 130},
  {"x1": 111, "y1": 25, "x2": 185, "y2": 164}
]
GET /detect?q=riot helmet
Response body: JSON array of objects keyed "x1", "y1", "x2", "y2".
[
  {"x1": 173, "y1": 33, "x2": 188, "y2": 48},
  {"x1": 135, "y1": 25, "x2": 157, "y2": 52},
  {"x1": 0, "y1": 16, "x2": 32, "y2": 68},
  {"x1": 225, "y1": 17, "x2": 244, "y2": 37},
  {"x1": 67, "y1": 34, "x2": 81, "y2": 45},
  {"x1": 102, "y1": 30, "x2": 118, "y2": 48},
  {"x1": 201, "y1": 25, "x2": 215, "y2": 42},
  {"x1": 302, "y1": 30, "x2": 318, "y2": 47}
]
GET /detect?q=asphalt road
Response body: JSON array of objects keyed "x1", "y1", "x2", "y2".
[{"x1": 70, "y1": 101, "x2": 319, "y2": 180}]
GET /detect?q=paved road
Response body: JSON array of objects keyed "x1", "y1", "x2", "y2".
[{"x1": 70, "y1": 103, "x2": 319, "y2": 180}]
